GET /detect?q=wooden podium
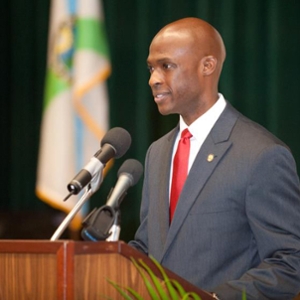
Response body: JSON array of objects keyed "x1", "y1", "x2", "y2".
[{"x1": 0, "y1": 240, "x2": 214, "y2": 300}]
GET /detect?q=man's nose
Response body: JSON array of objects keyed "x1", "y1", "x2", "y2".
[{"x1": 148, "y1": 70, "x2": 163, "y2": 87}]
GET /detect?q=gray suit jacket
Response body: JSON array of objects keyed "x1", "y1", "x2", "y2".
[{"x1": 129, "y1": 102, "x2": 300, "y2": 299}]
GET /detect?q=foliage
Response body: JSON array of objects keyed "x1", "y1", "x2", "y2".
[
  {"x1": 106, "y1": 255, "x2": 248, "y2": 300},
  {"x1": 106, "y1": 255, "x2": 202, "y2": 300}
]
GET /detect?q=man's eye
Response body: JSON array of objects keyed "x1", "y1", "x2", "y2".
[
  {"x1": 163, "y1": 63, "x2": 171, "y2": 69},
  {"x1": 147, "y1": 66, "x2": 154, "y2": 73}
]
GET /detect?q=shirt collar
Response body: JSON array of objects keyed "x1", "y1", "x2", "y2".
[{"x1": 179, "y1": 93, "x2": 227, "y2": 140}]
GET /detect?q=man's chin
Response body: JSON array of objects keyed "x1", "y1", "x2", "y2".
[
  {"x1": 158, "y1": 109, "x2": 172, "y2": 116},
  {"x1": 156, "y1": 105, "x2": 175, "y2": 116}
]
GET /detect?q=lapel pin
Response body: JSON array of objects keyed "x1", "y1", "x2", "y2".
[{"x1": 207, "y1": 154, "x2": 215, "y2": 162}]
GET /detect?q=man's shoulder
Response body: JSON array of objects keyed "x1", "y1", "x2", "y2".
[
  {"x1": 224, "y1": 101, "x2": 289, "y2": 150},
  {"x1": 235, "y1": 112, "x2": 288, "y2": 149}
]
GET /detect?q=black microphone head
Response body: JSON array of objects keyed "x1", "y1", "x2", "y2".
[
  {"x1": 117, "y1": 159, "x2": 144, "y2": 186},
  {"x1": 101, "y1": 127, "x2": 131, "y2": 159}
]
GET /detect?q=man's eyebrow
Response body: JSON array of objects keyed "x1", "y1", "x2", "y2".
[{"x1": 147, "y1": 57, "x2": 172, "y2": 64}]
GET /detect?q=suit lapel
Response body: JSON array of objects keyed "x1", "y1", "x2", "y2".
[
  {"x1": 155, "y1": 127, "x2": 178, "y2": 260},
  {"x1": 161, "y1": 103, "x2": 240, "y2": 259}
]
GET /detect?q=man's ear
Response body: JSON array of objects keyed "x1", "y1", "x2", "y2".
[{"x1": 200, "y1": 56, "x2": 217, "y2": 76}]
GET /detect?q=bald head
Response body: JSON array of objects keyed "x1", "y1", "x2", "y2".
[{"x1": 152, "y1": 17, "x2": 226, "y2": 78}]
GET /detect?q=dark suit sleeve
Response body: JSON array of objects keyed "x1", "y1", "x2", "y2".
[
  {"x1": 214, "y1": 144, "x2": 300, "y2": 299},
  {"x1": 128, "y1": 146, "x2": 151, "y2": 255}
]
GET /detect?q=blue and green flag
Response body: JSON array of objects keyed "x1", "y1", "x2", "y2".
[{"x1": 36, "y1": 0, "x2": 110, "y2": 230}]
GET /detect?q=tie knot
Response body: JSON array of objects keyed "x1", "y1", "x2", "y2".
[{"x1": 181, "y1": 128, "x2": 192, "y2": 140}]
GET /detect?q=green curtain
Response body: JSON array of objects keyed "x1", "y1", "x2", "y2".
[{"x1": 1, "y1": 0, "x2": 299, "y2": 241}]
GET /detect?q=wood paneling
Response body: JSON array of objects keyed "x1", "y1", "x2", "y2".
[{"x1": 0, "y1": 240, "x2": 213, "y2": 300}]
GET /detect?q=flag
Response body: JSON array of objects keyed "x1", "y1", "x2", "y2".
[{"x1": 36, "y1": 0, "x2": 110, "y2": 230}]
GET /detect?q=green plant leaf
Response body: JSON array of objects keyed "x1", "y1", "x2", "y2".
[
  {"x1": 242, "y1": 289, "x2": 247, "y2": 300},
  {"x1": 167, "y1": 279, "x2": 186, "y2": 297},
  {"x1": 131, "y1": 258, "x2": 160, "y2": 299},
  {"x1": 124, "y1": 286, "x2": 144, "y2": 300},
  {"x1": 182, "y1": 292, "x2": 202, "y2": 300},
  {"x1": 106, "y1": 278, "x2": 134, "y2": 300},
  {"x1": 138, "y1": 258, "x2": 170, "y2": 300},
  {"x1": 150, "y1": 256, "x2": 180, "y2": 299}
]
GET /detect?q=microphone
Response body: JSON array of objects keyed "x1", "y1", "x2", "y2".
[
  {"x1": 106, "y1": 159, "x2": 144, "y2": 209},
  {"x1": 81, "y1": 159, "x2": 144, "y2": 241},
  {"x1": 65, "y1": 127, "x2": 131, "y2": 198}
]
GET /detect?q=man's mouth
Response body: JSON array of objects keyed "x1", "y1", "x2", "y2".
[
  {"x1": 153, "y1": 92, "x2": 170, "y2": 102},
  {"x1": 155, "y1": 93, "x2": 164, "y2": 98}
]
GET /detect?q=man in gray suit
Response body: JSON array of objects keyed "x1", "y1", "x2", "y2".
[{"x1": 129, "y1": 17, "x2": 300, "y2": 299}]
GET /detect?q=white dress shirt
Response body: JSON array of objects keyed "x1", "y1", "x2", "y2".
[{"x1": 169, "y1": 94, "x2": 227, "y2": 198}]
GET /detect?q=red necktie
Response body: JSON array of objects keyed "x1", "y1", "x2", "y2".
[{"x1": 170, "y1": 128, "x2": 192, "y2": 222}]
